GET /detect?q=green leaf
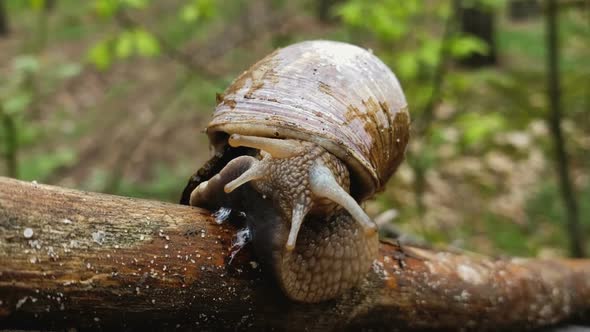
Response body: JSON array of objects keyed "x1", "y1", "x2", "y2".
[
  {"x1": 180, "y1": 0, "x2": 216, "y2": 23},
  {"x1": 198, "y1": 0, "x2": 216, "y2": 19},
  {"x1": 401, "y1": 0, "x2": 422, "y2": 15},
  {"x1": 93, "y1": 0, "x2": 150, "y2": 17},
  {"x1": 336, "y1": 1, "x2": 364, "y2": 27},
  {"x1": 14, "y1": 118, "x2": 40, "y2": 146},
  {"x1": 121, "y1": 0, "x2": 148, "y2": 8},
  {"x1": 472, "y1": 0, "x2": 507, "y2": 9},
  {"x1": 434, "y1": 1, "x2": 452, "y2": 18},
  {"x1": 457, "y1": 112, "x2": 505, "y2": 147},
  {"x1": 28, "y1": 0, "x2": 45, "y2": 11},
  {"x1": 88, "y1": 40, "x2": 113, "y2": 70},
  {"x1": 55, "y1": 63, "x2": 82, "y2": 79},
  {"x1": 3, "y1": 93, "x2": 33, "y2": 115},
  {"x1": 94, "y1": 0, "x2": 119, "y2": 17},
  {"x1": 13, "y1": 55, "x2": 40, "y2": 73},
  {"x1": 396, "y1": 52, "x2": 419, "y2": 79},
  {"x1": 115, "y1": 31, "x2": 135, "y2": 58},
  {"x1": 449, "y1": 35, "x2": 489, "y2": 59},
  {"x1": 20, "y1": 149, "x2": 77, "y2": 182},
  {"x1": 419, "y1": 38, "x2": 441, "y2": 67},
  {"x1": 373, "y1": 8, "x2": 406, "y2": 41},
  {"x1": 134, "y1": 29, "x2": 160, "y2": 57},
  {"x1": 181, "y1": 4, "x2": 199, "y2": 22}
]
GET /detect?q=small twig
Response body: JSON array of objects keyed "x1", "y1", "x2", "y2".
[
  {"x1": 410, "y1": 3, "x2": 457, "y2": 221},
  {"x1": 414, "y1": 2, "x2": 457, "y2": 136},
  {"x1": 0, "y1": 106, "x2": 18, "y2": 178},
  {"x1": 545, "y1": 0, "x2": 586, "y2": 257}
]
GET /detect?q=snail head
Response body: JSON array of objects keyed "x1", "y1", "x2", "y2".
[{"x1": 190, "y1": 134, "x2": 376, "y2": 251}]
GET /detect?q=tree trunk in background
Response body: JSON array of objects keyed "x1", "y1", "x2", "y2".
[
  {"x1": 32, "y1": 0, "x2": 56, "y2": 52},
  {"x1": 545, "y1": 0, "x2": 586, "y2": 258},
  {"x1": 0, "y1": 0, "x2": 8, "y2": 36},
  {"x1": 455, "y1": 1, "x2": 498, "y2": 68},
  {"x1": 509, "y1": 0, "x2": 540, "y2": 21},
  {"x1": 317, "y1": 0, "x2": 341, "y2": 23}
]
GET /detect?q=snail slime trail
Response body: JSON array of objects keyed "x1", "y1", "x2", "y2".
[{"x1": 181, "y1": 40, "x2": 410, "y2": 303}]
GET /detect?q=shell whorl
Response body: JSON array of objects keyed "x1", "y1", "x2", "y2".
[{"x1": 209, "y1": 40, "x2": 410, "y2": 200}]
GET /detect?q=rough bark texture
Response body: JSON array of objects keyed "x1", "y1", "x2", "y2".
[{"x1": 0, "y1": 177, "x2": 589, "y2": 331}]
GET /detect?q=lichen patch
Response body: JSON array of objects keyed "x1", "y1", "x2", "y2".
[{"x1": 457, "y1": 264, "x2": 485, "y2": 285}]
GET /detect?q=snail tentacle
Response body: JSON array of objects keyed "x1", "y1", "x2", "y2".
[
  {"x1": 228, "y1": 134, "x2": 304, "y2": 158},
  {"x1": 223, "y1": 156, "x2": 267, "y2": 194},
  {"x1": 189, "y1": 155, "x2": 258, "y2": 207},
  {"x1": 309, "y1": 164, "x2": 377, "y2": 235},
  {"x1": 286, "y1": 202, "x2": 309, "y2": 251}
]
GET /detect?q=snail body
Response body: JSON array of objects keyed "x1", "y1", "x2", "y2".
[{"x1": 181, "y1": 40, "x2": 410, "y2": 303}]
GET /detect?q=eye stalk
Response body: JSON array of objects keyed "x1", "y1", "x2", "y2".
[
  {"x1": 228, "y1": 134, "x2": 304, "y2": 158},
  {"x1": 308, "y1": 164, "x2": 377, "y2": 236}
]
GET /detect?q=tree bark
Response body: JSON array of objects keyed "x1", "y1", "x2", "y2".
[
  {"x1": 545, "y1": 0, "x2": 586, "y2": 258},
  {"x1": 0, "y1": 0, "x2": 8, "y2": 36},
  {"x1": 0, "y1": 177, "x2": 589, "y2": 331}
]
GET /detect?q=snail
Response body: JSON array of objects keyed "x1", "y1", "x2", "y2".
[{"x1": 180, "y1": 40, "x2": 410, "y2": 303}]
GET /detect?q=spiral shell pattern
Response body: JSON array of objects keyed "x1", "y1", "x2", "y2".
[{"x1": 209, "y1": 40, "x2": 410, "y2": 200}]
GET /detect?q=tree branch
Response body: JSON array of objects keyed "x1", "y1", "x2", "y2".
[{"x1": 0, "y1": 177, "x2": 589, "y2": 330}]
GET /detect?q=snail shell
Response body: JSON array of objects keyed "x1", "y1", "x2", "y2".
[
  {"x1": 181, "y1": 40, "x2": 410, "y2": 303},
  {"x1": 208, "y1": 40, "x2": 409, "y2": 201}
]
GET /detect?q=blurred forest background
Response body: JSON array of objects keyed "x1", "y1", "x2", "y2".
[{"x1": 0, "y1": 0, "x2": 588, "y2": 258}]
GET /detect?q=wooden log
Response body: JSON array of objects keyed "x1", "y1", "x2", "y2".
[{"x1": 0, "y1": 176, "x2": 589, "y2": 331}]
